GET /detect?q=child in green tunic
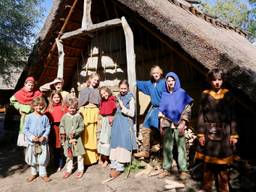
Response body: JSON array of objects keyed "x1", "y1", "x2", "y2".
[{"x1": 60, "y1": 98, "x2": 85, "y2": 179}]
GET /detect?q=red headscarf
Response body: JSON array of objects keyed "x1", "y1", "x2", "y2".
[{"x1": 14, "y1": 77, "x2": 42, "y2": 105}]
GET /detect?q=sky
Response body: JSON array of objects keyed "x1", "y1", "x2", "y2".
[
  {"x1": 35, "y1": 0, "x2": 53, "y2": 33},
  {"x1": 42, "y1": 0, "x2": 52, "y2": 15}
]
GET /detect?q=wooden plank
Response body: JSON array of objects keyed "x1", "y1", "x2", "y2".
[
  {"x1": 47, "y1": 63, "x2": 75, "y2": 70},
  {"x1": 82, "y1": 0, "x2": 93, "y2": 29},
  {"x1": 61, "y1": 28, "x2": 83, "y2": 40},
  {"x1": 121, "y1": 17, "x2": 136, "y2": 96},
  {"x1": 63, "y1": 45, "x2": 85, "y2": 51},
  {"x1": 88, "y1": 19, "x2": 121, "y2": 32},
  {"x1": 61, "y1": 28, "x2": 94, "y2": 39},
  {"x1": 61, "y1": 19, "x2": 122, "y2": 40},
  {"x1": 51, "y1": 54, "x2": 80, "y2": 60},
  {"x1": 64, "y1": 22, "x2": 81, "y2": 31}
]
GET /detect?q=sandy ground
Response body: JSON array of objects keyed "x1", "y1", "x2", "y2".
[{"x1": 0, "y1": 147, "x2": 199, "y2": 192}]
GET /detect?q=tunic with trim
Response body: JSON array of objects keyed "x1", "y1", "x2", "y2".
[{"x1": 195, "y1": 89, "x2": 238, "y2": 164}]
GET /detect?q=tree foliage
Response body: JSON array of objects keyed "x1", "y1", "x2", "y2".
[
  {"x1": 0, "y1": 0, "x2": 44, "y2": 73},
  {"x1": 248, "y1": 0, "x2": 256, "y2": 40},
  {"x1": 201, "y1": 0, "x2": 256, "y2": 41}
]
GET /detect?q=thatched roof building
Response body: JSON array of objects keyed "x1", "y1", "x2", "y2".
[{"x1": 21, "y1": 0, "x2": 256, "y2": 158}]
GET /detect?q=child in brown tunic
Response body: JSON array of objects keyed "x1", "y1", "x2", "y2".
[{"x1": 195, "y1": 69, "x2": 239, "y2": 192}]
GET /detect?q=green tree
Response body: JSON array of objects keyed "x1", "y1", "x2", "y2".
[
  {"x1": 201, "y1": 0, "x2": 249, "y2": 28},
  {"x1": 248, "y1": 0, "x2": 256, "y2": 40},
  {"x1": 0, "y1": 0, "x2": 44, "y2": 74},
  {"x1": 201, "y1": 0, "x2": 256, "y2": 40}
]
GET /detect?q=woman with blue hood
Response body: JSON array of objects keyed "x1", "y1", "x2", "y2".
[{"x1": 158, "y1": 72, "x2": 193, "y2": 180}]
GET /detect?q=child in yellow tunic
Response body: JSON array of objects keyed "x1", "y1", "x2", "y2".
[{"x1": 79, "y1": 73, "x2": 101, "y2": 165}]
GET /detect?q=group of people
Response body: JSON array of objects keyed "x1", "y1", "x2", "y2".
[{"x1": 9, "y1": 66, "x2": 238, "y2": 192}]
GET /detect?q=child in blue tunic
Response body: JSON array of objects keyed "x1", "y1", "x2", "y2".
[
  {"x1": 158, "y1": 72, "x2": 193, "y2": 180},
  {"x1": 109, "y1": 80, "x2": 137, "y2": 178},
  {"x1": 24, "y1": 96, "x2": 51, "y2": 182},
  {"x1": 134, "y1": 65, "x2": 166, "y2": 158}
]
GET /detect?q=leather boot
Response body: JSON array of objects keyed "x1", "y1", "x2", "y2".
[{"x1": 134, "y1": 128, "x2": 151, "y2": 158}]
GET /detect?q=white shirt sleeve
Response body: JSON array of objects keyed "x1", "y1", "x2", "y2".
[{"x1": 121, "y1": 97, "x2": 135, "y2": 118}]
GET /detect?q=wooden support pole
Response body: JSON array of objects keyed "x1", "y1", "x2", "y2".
[
  {"x1": 61, "y1": 19, "x2": 122, "y2": 40},
  {"x1": 121, "y1": 16, "x2": 136, "y2": 96},
  {"x1": 47, "y1": 0, "x2": 78, "y2": 58},
  {"x1": 40, "y1": 0, "x2": 79, "y2": 83},
  {"x1": 82, "y1": 0, "x2": 93, "y2": 29},
  {"x1": 55, "y1": 38, "x2": 65, "y2": 78}
]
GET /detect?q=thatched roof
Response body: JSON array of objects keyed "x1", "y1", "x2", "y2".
[
  {"x1": 119, "y1": 0, "x2": 256, "y2": 98},
  {"x1": 26, "y1": 0, "x2": 256, "y2": 101}
]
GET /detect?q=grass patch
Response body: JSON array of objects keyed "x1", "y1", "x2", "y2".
[{"x1": 124, "y1": 159, "x2": 145, "y2": 173}]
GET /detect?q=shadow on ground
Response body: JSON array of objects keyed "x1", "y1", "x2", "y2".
[{"x1": 0, "y1": 146, "x2": 28, "y2": 178}]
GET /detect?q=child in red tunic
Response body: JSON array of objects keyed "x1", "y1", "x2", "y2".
[
  {"x1": 97, "y1": 86, "x2": 116, "y2": 167},
  {"x1": 45, "y1": 91, "x2": 67, "y2": 171}
]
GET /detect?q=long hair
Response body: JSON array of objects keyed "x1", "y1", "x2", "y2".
[
  {"x1": 119, "y1": 79, "x2": 129, "y2": 88},
  {"x1": 88, "y1": 73, "x2": 100, "y2": 88},
  {"x1": 47, "y1": 90, "x2": 65, "y2": 112},
  {"x1": 99, "y1": 86, "x2": 113, "y2": 98}
]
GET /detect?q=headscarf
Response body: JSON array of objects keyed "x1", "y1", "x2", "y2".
[{"x1": 14, "y1": 77, "x2": 42, "y2": 105}]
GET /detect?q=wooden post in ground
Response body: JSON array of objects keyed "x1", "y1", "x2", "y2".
[{"x1": 121, "y1": 17, "x2": 137, "y2": 178}]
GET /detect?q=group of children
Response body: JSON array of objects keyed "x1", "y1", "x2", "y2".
[
  {"x1": 10, "y1": 66, "x2": 238, "y2": 192},
  {"x1": 10, "y1": 74, "x2": 137, "y2": 182}
]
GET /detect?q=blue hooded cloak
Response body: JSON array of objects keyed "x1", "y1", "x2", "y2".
[{"x1": 159, "y1": 72, "x2": 193, "y2": 124}]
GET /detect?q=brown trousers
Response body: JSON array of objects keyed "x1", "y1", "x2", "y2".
[{"x1": 202, "y1": 163, "x2": 229, "y2": 192}]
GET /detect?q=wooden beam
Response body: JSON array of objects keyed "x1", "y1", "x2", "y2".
[
  {"x1": 61, "y1": 19, "x2": 122, "y2": 40},
  {"x1": 61, "y1": 29, "x2": 83, "y2": 40},
  {"x1": 51, "y1": 54, "x2": 80, "y2": 60},
  {"x1": 63, "y1": 45, "x2": 85, "y2": 51},
  {"x1": 47, "y1": 63, "x2": 75, "y2": 70},
  {"x1": 48, "y1": 0, "x2": 79, "y2": 56},
  {"x1": 56, "y1": 38, "x2": 65, "y2": 78},
  {"x1": 42, "y1": 0, "x2": 79, "y2": 80},
  {"x1": 82, "y1": 0, "x2": 93, "y2": 29},
  {"x1": 64, "y1": 22, "x2": 81, "y2": 31},
  {"x1": 121, "y1": 16, "x2": 136, "y2": 96},
  {"x1": 46, "y1": 46, "x2": 84, "y2": 63},
  {"x1": 44, "y1": 66, "x2": 58, "y2": 70}
]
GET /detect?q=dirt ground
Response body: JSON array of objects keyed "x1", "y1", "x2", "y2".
[{"x1": 0, "y1": 146, "x2": 199, "y2": 192}]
